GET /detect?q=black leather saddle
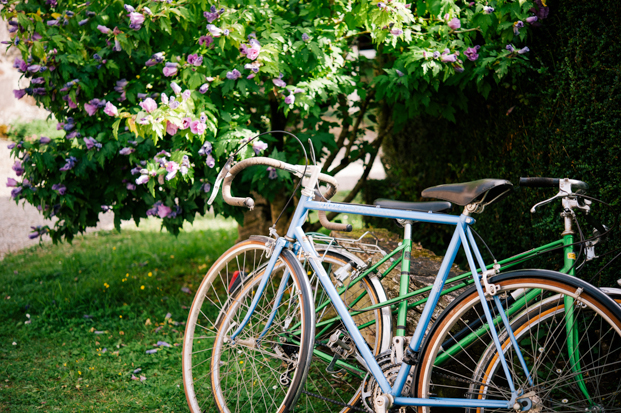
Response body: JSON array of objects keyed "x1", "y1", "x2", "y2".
[
  {"x1": 373, "y1": 199, "x2": 452, "y2": 213},
  {"x1": 421, "y1": 179, "x2": 513, "y2": 206}
]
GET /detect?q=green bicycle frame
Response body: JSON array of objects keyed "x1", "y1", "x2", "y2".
[{"x1": 309, "y1": 229, "x2": 590, "y2": 402}]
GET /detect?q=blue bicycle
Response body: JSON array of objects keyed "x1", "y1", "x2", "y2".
[{"x1": 182, "y1": 138, "x2": 621, "y2": 413}]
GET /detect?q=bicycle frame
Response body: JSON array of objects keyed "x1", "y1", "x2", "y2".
[{"x1": 230, "y1": 194, "x2": 531, "y2": 409}]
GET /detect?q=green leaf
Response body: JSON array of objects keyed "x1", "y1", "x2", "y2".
[
  {"x1": 32, "y1": 41, "x2": 45, "y2": 60},
  {"x1": 112, "y1": 119, "x2": 121, "y2": 139}
]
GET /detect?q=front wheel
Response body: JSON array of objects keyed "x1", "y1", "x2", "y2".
[
  {"x1": 183, "y1": 239, "x2": 314, "y2": 413},
  {"x1": 414, "y1": 270, "x2": 621, "y2": 413}
]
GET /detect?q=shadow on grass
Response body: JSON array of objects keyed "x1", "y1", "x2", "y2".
[{"x1": 0, "y1": 224, "x2": 237, "y2": 412}]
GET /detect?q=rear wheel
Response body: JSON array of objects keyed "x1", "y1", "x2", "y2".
[{"x1": 415, "y1": 271, "x2": 621, "y2": 413}]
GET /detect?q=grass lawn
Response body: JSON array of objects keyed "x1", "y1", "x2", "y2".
[{"x1": 0, "y1": 220, "x2": 237, "y2": 412}]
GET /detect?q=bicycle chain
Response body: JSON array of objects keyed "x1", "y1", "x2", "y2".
[{"x1": 300, "y1": 389, "x2": 370, "y2": 412}]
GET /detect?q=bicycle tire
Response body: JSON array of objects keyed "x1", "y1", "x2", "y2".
[
  {"x1": 414, "y1": 270, "x2": 621, "y2": 413},
  {"x1": 182, "y1": 239, "x2": 314, "y2": 413}
]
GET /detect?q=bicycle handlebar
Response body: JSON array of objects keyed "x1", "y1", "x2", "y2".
[
  {"x1": 519, "y1": 177, "x2": 559, "y2": 188},
  {"x1": 519, "y1": 177, "x2": 589, "y2": 191},
  {"x1": 219, "y1": 157, "x2": 351, "y2": 231}
]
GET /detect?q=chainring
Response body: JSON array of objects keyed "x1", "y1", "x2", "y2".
[{"x1": 361, "y1": 351, "x2": 413, "y2": 413}]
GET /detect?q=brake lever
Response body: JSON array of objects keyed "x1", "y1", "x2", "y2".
[
  {"x1": 207, "y1": 156, "x2": 234, "y2": 206},
  {"x1": 530, "y1": 192, "x2": 564, "y2": 213}
]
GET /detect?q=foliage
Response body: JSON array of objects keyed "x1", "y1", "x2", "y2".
[
  {"x1": 0, "y1": 226, "x2": 236, "y2": 411},
  {"x1": 2, "y1": 0, "x2": 541, "y2": 242},
  {"x1": 370, "y1": 0, "x2": 621, "y2": 286}
]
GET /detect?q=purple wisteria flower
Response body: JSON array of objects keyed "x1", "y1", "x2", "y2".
[
  {"x1": 464, "y1": 45, "x2": 480, "y2": 61},
  {"x1": 97, "y1": 25, "x2": 111, "y2": 34},
  {"x1": 396, "y1": 69, "x2": 405, "y2": 77},
  {"x1": 198, "y1": 141, "x2": 212, "y2": 156},
  {"x1": 166, "y1": 121, "x2": 178, "y2": 136},
  {"x1": 84, "y1": 102, "x2": 98, "y2": 116},
  {"x1": 126, "y1": 183, "x2": 136, "y2": 190},
  {"x1": 441, "y1": 54, "x2": 457, "y2": 63},
  {"x1": 119, "y1": 147, "x2": 135, "y2": 155},
  {"x1": 526, "y1": 16, "x2": 538, "y2": 24},
  {"x1": 79, "y1": 18, "x2": 89, "y2": 26},
  {"x1": 206, "y1": 24, "x2": 223, "y2": 37},
  {"x1": 66, "y1": 131, "x2": 81, "y2": 140},
  {"x1": 226, "y1": 69, "x2": 241, "y2": 80},
  {"x1": 390, "y1": 28, "x2": 403, "y2": 36},
  {"x1": 40, "y1": 136, "x2": 51, "y2": 144},
  {"x1": 129, "y1": 12, "x2": 145, "y2": 29},
  {"x1": 506, "y1": 44, "x2": 515, "y2": 53},
  {"x1": 252, "y1": 140, "x2": 268, "y2": 155},
  {"x1": 517, "y1": 47, "x2": 530, "y2": 54},
  {"x1": 378, "y1": 2, "x2": 386, "y2": 9},
  {"x1": 27, "y1": 65, "x2": 41, "y2": 72},
  {"x1": 206, "y1": 154, "x2": 215, "y2": 168},
  {"x1": 190, "y1": 120, "x2": 206, "y2": 135},
  {"x1": 448, "y1": 18, "x2": 461, "y2": 30},
  {"x1": 6, "y1": 177, "x2": 17, "y2": 187},
  {"x1": 302, "y1": 33, "x2": 310, "y2": 42},
  {"x1": 139, "y1": 98, "x2": 158, "y2": 113},
  {"x1": 181, "y1": 117, "x2": 192, "y2": 130},
  {"x1": 202, "y1": 182, "x2": 212, "y2": 192},
  {"x1": 199, "y1": 35, "x2": 213, "y2": 47},
  {"x1": 124, "y1": 4, "x2": 135, "y2": 12},
  {"x1": 187, "y1": 54, "x2": 203, "y2": 66},
  {"x1": 31, "y1": 77, "x2": 45, "y2": 84},
  {"x1": 199, "y1": 83, "x2": 209, "y2": 94},
  {"x1": 13, "y1": 89, "x2": 26, "y2": 100},
  {"x1": 14, "y1": 57, "x2": 28, "y2": 72},
  {"x1": 163, "y1": 62, "x2": 178, "y2": 77},
  {"x1": 285, "y1": 94, "x2": 295, "y2": 105},
  {"x1": 165, "y1": 161, "x2": 180, "y2": 180},
  {"x1": 104, "y1": 102, "x2": 118, "y2": 116},
  {"x1": 161, "y1": 93, "x2": 169, "y2": 105},
  {"x1": 52, "y1": 184, "x2": 67, "y2": 195},
  {"x1": 483, "y1": 6, "x2": 494, "y2": 14},
  {"x1": 180, "y1": 90, "x2": 190, "y2": 101},
  {"x1": 12, "y1": 161, "x2": 24, "y2": 176},
  {"x1": 83, "y1": 137, "x2": 102, "y2": 150},
  {"x1": 136, "y1": 175, "x2": 149, "y2": 185},
  {"x1": 513, "y1": 21, "x2": 524, "y2": 35},
  {"x1": 170, "y1": 82, "x2": 182, "y2": 95},
  {"x1": 11, "y1": 187, "x2": 22, "y2": 199},
  {"x1": 28, "y1": 226, "x2": 47, "y2": 240},
  {"x1": 59, "y1": 156, "x2": 78, "y2": 172},
  {"x1": 273, "y1": 73, "x2": 286, "y2": 88},
  {"x1": 267, "y1": 166, "x2": 278, "y2": 180}
]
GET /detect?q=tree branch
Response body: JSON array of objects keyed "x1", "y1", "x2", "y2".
[{"x1": 327, "y1": 90, "x2": 374, "y2": 175}]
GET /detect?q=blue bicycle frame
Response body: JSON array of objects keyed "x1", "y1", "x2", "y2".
[{"x1": 230, "y1": 194, "x2": 531, "y2": 409}]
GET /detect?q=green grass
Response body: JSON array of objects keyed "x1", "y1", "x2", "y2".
[
  {"x1": 0, "y1": 225, "x2": 237, "y2": 412},
  {"x1": 4, "y1": 119, "x2": 65, "y2": 142}
]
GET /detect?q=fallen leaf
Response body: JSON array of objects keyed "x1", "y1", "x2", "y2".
[
  {"x1": 145, "y1": 318, "x2": 152, "y2": 326},
  {"x1": 165, "y1": 312, "x2": 172, "y2": 320}
]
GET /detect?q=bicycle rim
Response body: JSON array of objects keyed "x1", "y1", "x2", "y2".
[
  {"x1": 183, "y1": 240, "x2": 314, "y2": 413},
  {"x1": 415, "y1": 271, "x2": 621, "y2": 413}
]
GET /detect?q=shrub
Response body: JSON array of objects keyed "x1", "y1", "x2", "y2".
[{"x1": 3, "y1": 0, "x2": 540, "y2": 241}]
